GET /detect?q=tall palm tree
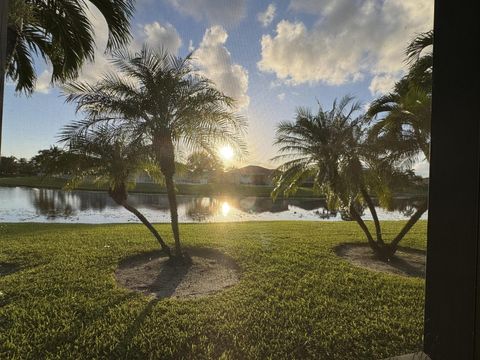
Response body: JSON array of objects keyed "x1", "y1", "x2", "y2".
[
  {"x1": 273, "y1": 97, "x2": 427, "y2": 260},
  {"x1": 61, "y1": 46, "x2": 246, "y2": 258},
  {"x1": 6, "y1": 0, "x2": 134, "y2": 94},
  {"x1": 61, "y1": 125, "x2": 172, "y2": 258}
]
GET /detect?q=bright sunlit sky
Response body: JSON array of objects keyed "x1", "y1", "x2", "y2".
[{"x1": 3, "y1": 0, "x2": 433, "y2": 176}]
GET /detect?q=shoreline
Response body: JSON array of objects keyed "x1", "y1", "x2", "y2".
[{"x1": 0, "y1": 176, "x2": 321, "y2": 199}]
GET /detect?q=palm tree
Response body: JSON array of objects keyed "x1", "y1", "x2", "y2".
[
  {"x1": 273, "y1": 97, "x2": 427, "y2": 260},
  {"x1": 367, "y1": 83, "x2": 431, "y2": 162},
  {"x1": 6, "y1": 0, "x2": 134, "y2": 94},
  {"x1": 406, "y1": 30, "x2": 433, "y2": 90},
  {"x1": 367, "y1": 30, "x2": 433, "y2": 163},
  {"x1": 61, "y1": 46, "x2": 246, "y2": 258},
  {"x1": 61, "y1": 125, "x2": 172, "y2": 258}
]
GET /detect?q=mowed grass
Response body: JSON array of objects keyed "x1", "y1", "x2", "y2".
[{"x1": 0, "y1": 221, "x2": 426, "y2": 359}]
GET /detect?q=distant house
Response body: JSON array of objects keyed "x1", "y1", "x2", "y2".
[
  {"x1": 135, "y1": 171, "x2": 208, "y2": 185},
  {"x1": 226, "y1": 166, "x2": 274, "y2": 186}
]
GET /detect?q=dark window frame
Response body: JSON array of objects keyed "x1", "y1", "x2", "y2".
[{"x1": 1, "y1": 0, "x2": 479, "y2": 358}]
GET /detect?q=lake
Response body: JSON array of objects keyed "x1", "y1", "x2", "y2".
[{"x1": 0, "y1": 187, "x2": 428, "y2": 224}]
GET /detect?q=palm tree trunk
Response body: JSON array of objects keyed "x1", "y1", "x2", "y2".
[
  {"x1": 349, "y1": 203, "x2": 382, "y2": 255},
  {"x1": 154, "y1": 134, "x2": 183, "y2": 257},
  {"x1": 121, "y1": 200, "x2": 172, "y2": 258},
  {"x1": 0, "y1": 1, "x2": 8, "y2": 161},
  {"x1": 360, "y1": 187, "x2": 384, "y2": 245},
  {"x1": 165, "y1": 173, "x2": 181, "y2": 256},
  {"x1": 388, "y1": 200, "x2": 428, "y2": 256}
]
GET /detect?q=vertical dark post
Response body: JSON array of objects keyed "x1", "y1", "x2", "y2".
[
  {"x1": 0, "y1": 0, "x2": 8, "y2": 161},
  {"x1": 423, "y1": 0, "x2": 480, "y2": 359}
]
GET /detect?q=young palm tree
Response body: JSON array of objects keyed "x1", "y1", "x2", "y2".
[
  {"x1": 273, "y1": 97, "x2": 426, "y2": 260},
  {"x1": 6, "y1": 0, "x2": 134, "y2": 93},
  {"x1": 61, "y1": 46, "x2": 246, "y2": 258},
  {"x1": 61, "y1": 125, "x2": 173, "y2": 258}
]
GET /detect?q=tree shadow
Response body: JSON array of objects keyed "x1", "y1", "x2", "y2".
[
  {"x1": 115, "y1": 247, "x2": 241, "y2": 300},
  {"x1": 0, "y1": 262, "x2": 20, "y2": 277},
  {"x1": 116, "y1": 250, "x2": 192, "y2": 299},
  {"x1": 112, "y1": 297, "x2": 160, "y2": 358},
  {"x1": 335, "y1": 243, "x2": 426, "y2": 278}
]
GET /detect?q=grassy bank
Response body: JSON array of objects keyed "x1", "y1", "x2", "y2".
[
  {"x1": 0, "y1": 176, "x2": 316, "y2": 198},
  {"x1": 0, "y1": 221, "x2": 426, "y2": 359}
]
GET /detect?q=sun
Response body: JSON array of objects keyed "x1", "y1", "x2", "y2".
[{"x1": 219, "y1": 145, "x2": 234, "y2": 161}]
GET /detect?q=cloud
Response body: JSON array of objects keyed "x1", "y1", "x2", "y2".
[
  {"x1": 369, "y1": 73, "x2": 400, "y2": 95},
  {"x1": 165, "y1": 0, "x2": 247, "y2": 26},
  {"x1": 78, "y1": 5, "x2": 183, "y2": 83},
  {"x1": 258, "y1": 0, "x2": 433, "y2": 92},
  {"x1": 258, "y1": 3, "x2": 276, "y2": 27},
  {"x1": 194, "y1": 26, "x2": 249, "y2": 109},
  {"x1": 76, "y1": 4, "x2": 115, "y2": 83},
  {"x1": 139, "y1": 22, "x2": 182, "y2": 54},
  {"x1": 35, "y1": 70, "x2": 53, "y2": 94},
  {"x1": 277, "y1": 92, "x2": 286, "y2": 101},
  {"x1": 414, "y1": 159, "x2": 430, "y2": 178}
]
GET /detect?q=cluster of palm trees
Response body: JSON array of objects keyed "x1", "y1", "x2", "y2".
[
  {"x1": 273, "y1": 31, "x2": 432, "y2": 260},
  {"x1": 4, "y1": 0, "x2": 247, "y2": 262},
  {"x1": 3, "y1": 1, "x2": 433, "y2": 262},
  {"x1": 59, "y1": 47, "x2": 246, "y2": 261}
]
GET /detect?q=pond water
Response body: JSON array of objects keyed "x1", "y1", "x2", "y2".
[{"x1": 0, "y1": 187, "x2": 428, "y2": 224}]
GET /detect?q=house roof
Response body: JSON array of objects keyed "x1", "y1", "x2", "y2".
[{"x1": 228, "y1": 165, "x2": 274, "y2": 176}]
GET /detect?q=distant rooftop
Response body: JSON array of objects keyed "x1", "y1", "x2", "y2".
[{"x1": 228, "y1": 165, "x2": 274, "y2": 175}]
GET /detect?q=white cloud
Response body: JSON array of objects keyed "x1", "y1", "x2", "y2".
[
  {"x1": 77, "y1": 4, "x2": 114, "y2": 83},
  {"x1": 258, "y1": 4, "x2": 276, "y2": 27},
  {"x1": 194, "y1": 26, "x2": 249, "y2": 109},
  {"x1": 35, "y1": 69, "x2": 53, "y2": 94},
  {"x1": 188, "y1": 39, "x2": 195, "y2": 52},
  {"x1": 165, "y1": 0, "x2": 247, "y2": 26},
  {"x1": 78, "y1": 5, "x2": 183, "y2": 83},
  {"x1": 258, "y1": 0, "x2": 434, "y2": 92},
  {"x1": 414, "y1": 159, "x2": 430, "y2": 178},
  {"x1": 140, "y1": 22, "x2": 182, "y2": 54},
  {"x1": 277, "y1": 92, "x2": 286, "y2": 101},
  {"x1": 369, "y1": 73, "x2": 400, "y2": 95}
]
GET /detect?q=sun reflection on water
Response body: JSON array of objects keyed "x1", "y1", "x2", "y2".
[{"x1": 221, "y1": 202, "x2": 231, "y2": 217}]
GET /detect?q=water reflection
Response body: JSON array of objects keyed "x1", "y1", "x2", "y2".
[
  {"x1": 0, "y1": 187, "x2": 428, "y2": 224},
  {"x1": 221, "y1": 202, "x2": 231, "y2": 217}
]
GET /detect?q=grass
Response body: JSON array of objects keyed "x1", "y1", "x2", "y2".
[
  {"x1": 0, "y1": 221, "x2": 426, "y2": 359},
  {"x1": 0, "y1": 176, "x2": 316, "y2": 198}
]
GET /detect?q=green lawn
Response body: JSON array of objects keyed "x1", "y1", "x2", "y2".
[
  {"x1": 0, "y1": 176, "x2": 316, "y2": 198},
  {"x1": 0, "y1": 221, "x2": 426, "y2": 359}
]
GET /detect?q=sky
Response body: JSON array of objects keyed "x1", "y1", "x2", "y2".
[{"x1": 2, "y1": 0, "x2": 433, "y2": 176}]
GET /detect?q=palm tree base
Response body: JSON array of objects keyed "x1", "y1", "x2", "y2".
[{"x1": 166, "y1": 252, "x2": 193, "y2": 266}]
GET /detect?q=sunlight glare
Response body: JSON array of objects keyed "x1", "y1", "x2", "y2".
[
  {"x1": 219, "y1": 145, "x2": 234, "y2": 161},
  {"x1": 221, "y1": 202, "x2": 231, "y2": 217}
]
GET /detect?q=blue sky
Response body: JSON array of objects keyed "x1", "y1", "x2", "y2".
[{"x1": 2, "y1": 0, "x2": 433, "y2": 176}]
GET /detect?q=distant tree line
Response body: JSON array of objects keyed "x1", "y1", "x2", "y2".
[{"x1": 0, "y1": 147, "x2": 70, "y2": 177}]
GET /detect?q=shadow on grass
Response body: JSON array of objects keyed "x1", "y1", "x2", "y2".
[
  {"x1": 115, "y1": 247, "x2": 240, "y2": 299},
  {"x1": 0, "y1": 262, "x2": 20, "y2": 277},
  {"x1": 334, "y1": 243, "x2": 426, "y2": 278},
  {"x1": 116, "y1": 250, "x2": 192, "y2": 298},
  {"x1": 113, "y1": 297, "x2": 160, "y2": 357}
]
